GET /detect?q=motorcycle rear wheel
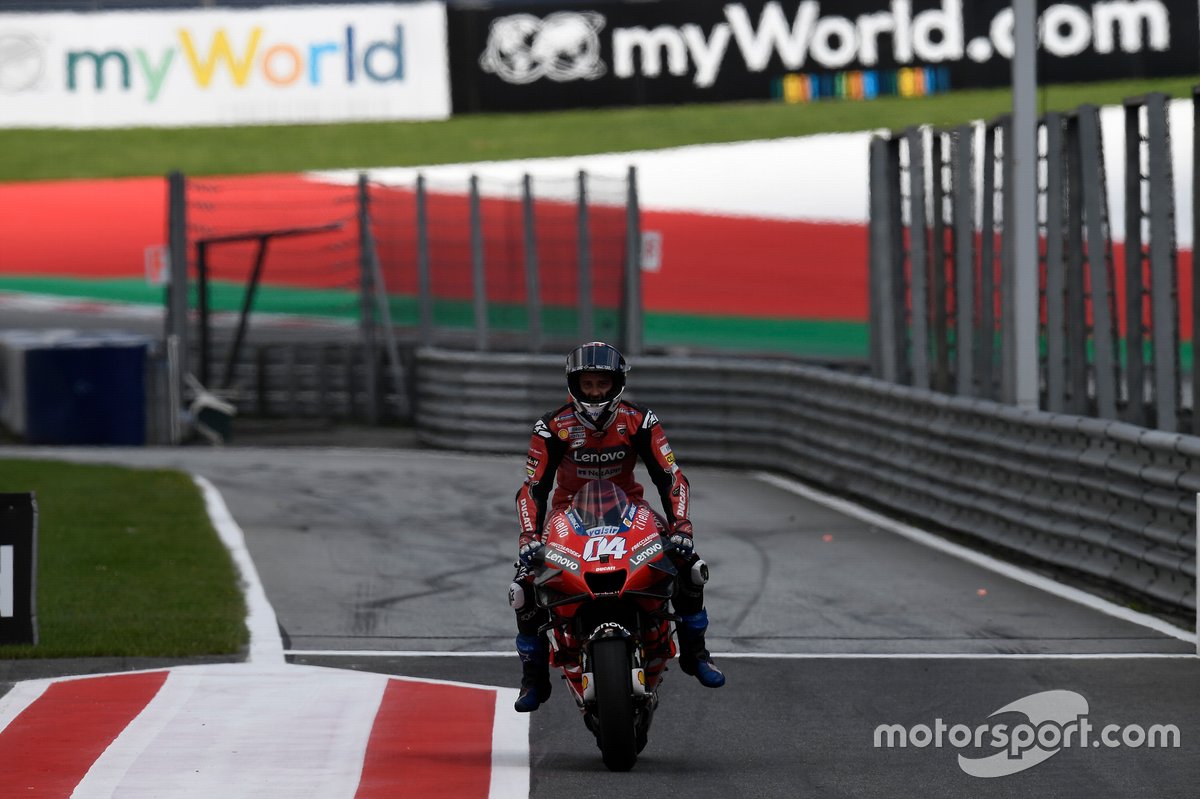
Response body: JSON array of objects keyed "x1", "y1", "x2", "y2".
[{"x1": 592, "y1": 637, "x2": 638, "y2": 771}]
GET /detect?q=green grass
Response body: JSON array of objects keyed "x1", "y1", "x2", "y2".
[
  {"x1": 0, "y1": 459, "x2": 247, "y2": 659},
  {"x1": 2, "y1": 76, "x2": 1197, "y2": 181}
]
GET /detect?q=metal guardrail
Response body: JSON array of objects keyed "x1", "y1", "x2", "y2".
[{"x1": 416, "y1": 348, "x2": 1198, "y2": 617}]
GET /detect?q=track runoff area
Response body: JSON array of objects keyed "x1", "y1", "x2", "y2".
[{"x1": 0, "y1": 469, "x2": 1193, "y2": 797}]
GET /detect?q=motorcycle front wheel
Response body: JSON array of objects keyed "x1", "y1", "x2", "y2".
[{"x1": 592, "y1": 636, "x2": 638, "y2": 771}]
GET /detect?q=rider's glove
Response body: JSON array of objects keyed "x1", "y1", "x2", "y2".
[
  {"x1": 668, "y1": 520, "x2": 695, "y2": 558},
  {"x1": 518, "y1": 538, "x2": 546, "y2": 567}
]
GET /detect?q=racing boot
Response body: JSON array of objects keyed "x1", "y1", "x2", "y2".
[
  {"x1": 514, "y1": 634, "x2": 553, "y2": 712},
  {"x1": 676, "y1": 609, "x2": 726, "y2": 688}
]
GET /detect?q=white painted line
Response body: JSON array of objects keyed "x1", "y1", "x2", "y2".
[
  {"x1": 284, "y1": 648, "x2": 1196, "y2": 660},
  {"x1": 710, "y1": 652, "x2": 1198, "y2": 660},
  {"x1": 488, "y1": 689, "x2": 530, "y2": 799},
  {"x1": 193, "y1": 475, "x2": 284, "y2": 664},
  {"x1": 286, "y1": 650, "x2": 517, "y2": 658},
  {"x1": 754, "y1": 471, "x2": 1197, "y2": 645}
]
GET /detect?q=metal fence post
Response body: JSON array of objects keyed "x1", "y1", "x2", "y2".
[
  {"x1": 1123, "y1": 99, "x2": 1147, "y2": 424},
  {"x1": 416, "y1": 174, "x2": 433, "y2": 347},
  {"x1": 1078, "y1": 105, "x2": 1119, "y2": 419},
  {"x1": 196, "y1": 240, "x2": 211, "y2": 388},
  {"x1": 357, "y1": 174, "x2": 379, "y2": 424},
  {"x1": 905, "y1": 127, "x2": 930, "y2": 389},
  {"x1": 469, "y1": 174, "x2": 489, "y2": 351},
  {"x1": 522, "y1": 174, "x2": 543, "y2": 353},
  {"x1": 577, "y1": 170, "x2": 594, "y2": 343},
  {"x1": 1043, "y1": 113, "x2": 1068, "y2": 413},
  {"x1": 360, "y1": 174, "x2": 410, "y2": 421},
  {"x1": 1194, "y1": 87, "x2": 1200, "y2": 435},
  {"x1": 1010, "y1": 0, "x2": 1041, "y2": 410},
  {"x1": 930, "y1": 131, "x2": 952, "y2": 392},
  {"x1": 623, "y1": 165, "x2": 644, "y2": 357},
  {"x1": 999, "y1": 116, "x2": 1017, "y2": 405},
  {"x1": 1144, "y1": 93, "x2": 1179, "y2": 432},
  {"x1": 953, "y1": 123, "x2": 975, "y2": 396},
  {"x1": 869, "y1": 136, "x2": 899, "y2": 382},
  {"x1": 166, "y1": 171, "x2": 188, "y2": 437},
  {"x1": 979, "y1": 124, "x2": 1000, "y2": 400},
  {"x1": 888, "y1": 137, "x2": 908, "y2": 383},
  {"x1": 1064, "y1": 113, "x2": 1091, "y2": 415}
]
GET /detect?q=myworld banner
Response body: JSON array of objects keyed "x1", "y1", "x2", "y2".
[
  {"x1": 448, "y1": 0, "x2": 1200, "y2": 112},
  {"x1": 0, "y1": 2, "x2": 450, "y2": 128}
]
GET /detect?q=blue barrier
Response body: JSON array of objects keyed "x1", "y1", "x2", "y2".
[{"x1": 0, "y1": 330, "x2": 151, "y2": 446}]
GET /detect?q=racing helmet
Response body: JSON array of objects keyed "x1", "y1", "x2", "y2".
[{"x1": 566, "y1": 341, "x2": 629, "y2": 431}]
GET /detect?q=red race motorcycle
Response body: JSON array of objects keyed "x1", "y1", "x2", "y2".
[{"x1": 531, "y1": 479, "x2": 678, "y2": 771}]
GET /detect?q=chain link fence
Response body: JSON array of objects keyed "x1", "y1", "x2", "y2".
[{"x1": 163, "y1": 167, "x2": 641, "y2": 432}]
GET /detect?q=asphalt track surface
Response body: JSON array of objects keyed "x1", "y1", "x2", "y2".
[{"x1": 1, "y1": 441, "x2": 1197, "y2": 798}]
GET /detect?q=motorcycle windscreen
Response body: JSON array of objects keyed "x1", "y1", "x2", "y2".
[{"x1": 568, "y1": 479, "x2": 631, "y2": 535}]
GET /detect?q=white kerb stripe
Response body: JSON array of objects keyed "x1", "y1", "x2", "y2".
[
  {"x1": 72, "y1": 668, "x2": 200, "y2": 798},
  {"x1": 193, "y1": 475, "x2": 284, "y2": 664},
  {"x1": 488, "y1": 689, "x2": 530, "y2": 799},
  {"x1": 74, "y1": 663, "x2": 387, "y2": 799},
  {"x1": 0, "y1": 678, "x2": 52, "y2": 734}
]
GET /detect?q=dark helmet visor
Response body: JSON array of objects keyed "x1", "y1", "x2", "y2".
[{"x1": 566, "y1": 342, "x2": 625, "y2": 375}]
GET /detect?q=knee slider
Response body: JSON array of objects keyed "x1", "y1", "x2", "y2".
[
  {"x1": 690, "y1": 558, "x2": 709, "y2": 587},
  {"x1": 508, "y1": 581, "x2": 526, "y2": 610}
]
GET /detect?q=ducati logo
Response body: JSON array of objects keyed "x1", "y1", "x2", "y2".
[{"x1": 479, "y1": 12, "x2": 607, "y2": 85}]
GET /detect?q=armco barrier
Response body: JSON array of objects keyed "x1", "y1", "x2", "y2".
[{"x1": 416, "y1": 348, "x2": 1198, "y2": 616}]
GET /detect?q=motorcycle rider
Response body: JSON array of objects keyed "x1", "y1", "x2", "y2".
[{"x1": 510, "y1": 341, "x2": 725, "y2": 713}]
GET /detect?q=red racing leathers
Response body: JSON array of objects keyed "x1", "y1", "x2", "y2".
[
  {"x1": 514, "y1": 400, "x2": 692, "y2": 694},
  {"x1": 515, "y1": 400, "x2": 689, "y2": 549}
]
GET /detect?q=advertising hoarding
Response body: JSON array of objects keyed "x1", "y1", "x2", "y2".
[
  {"x1": 448, "y1": 0, "x2": 1200, "y2": 112},
  {"x1": 0, "y1": 2, "x2": 450, "y2": 128}
]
